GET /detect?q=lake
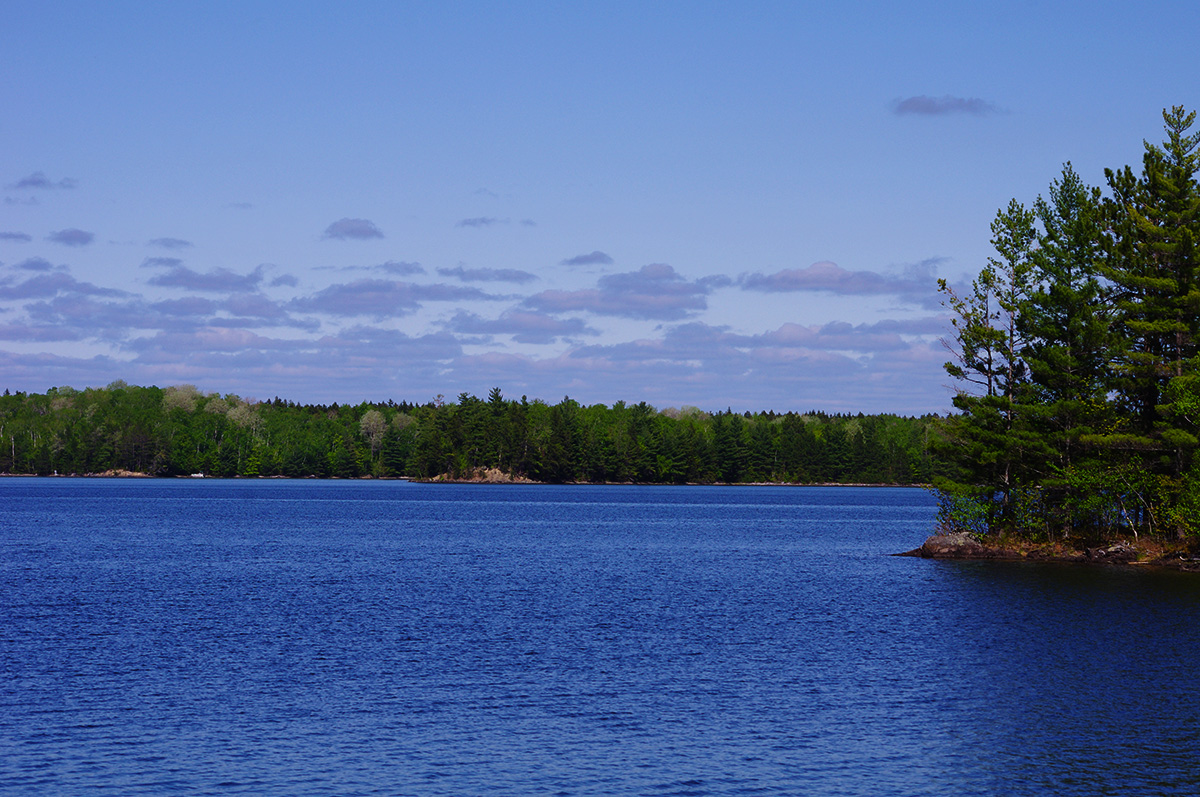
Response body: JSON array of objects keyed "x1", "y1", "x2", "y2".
[{"x1": 2, "y1": 479, "x2": 1199, "y2": 795}]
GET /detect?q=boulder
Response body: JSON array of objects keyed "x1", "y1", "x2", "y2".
[
  {"x1": 919, "y1": 532, "x2": 987, "y2": 558},
  {"x1": 1086, "y1": 541, "x2": 1138, "y2": 563}
]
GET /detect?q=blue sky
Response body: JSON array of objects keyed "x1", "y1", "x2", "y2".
[{"x1": 2, "y1": 1, "x2": 1198, "y2": 413}]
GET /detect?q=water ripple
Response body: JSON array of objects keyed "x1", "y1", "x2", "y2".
[{"x1": 2, "y1": 481, "x2": 1199, "y2": 795}]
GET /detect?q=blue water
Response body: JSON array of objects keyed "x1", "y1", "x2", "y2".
[{"x1": 2, "y1": 480, "x2": 1199, "y2": 796}]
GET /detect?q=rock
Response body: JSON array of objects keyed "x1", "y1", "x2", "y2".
[
  {"x1": 1086, "y1": 541, "x2": 1138, "y2": 563},
  {"x1": 900, "y1": 534, "x2": 1195, "y2": 569},
  {"x1": 919, "y1": 532, "x2": 986, "y2": 558}
]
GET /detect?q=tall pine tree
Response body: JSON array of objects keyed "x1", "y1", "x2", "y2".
[
  {"x1": 1104, "y1": 106, "x2": 1200, "y2": 477},
  {"x1": 1020, "y1": 164, "x2": 1115, "y2": 531}
]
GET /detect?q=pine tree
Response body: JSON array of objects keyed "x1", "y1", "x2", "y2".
[
  {"x1": 936, "y1": 199, "x2": 1037, "y2": 525},
  {"x1": 939, "y1": 106, "x2": 1200, "y2": 539},
  {"x1": 1105, "y1": 106, "x2": 1200, "y2": 477},
  {"x1": 1020, "y1": 164, "x2": 1116, "y2": 530}
]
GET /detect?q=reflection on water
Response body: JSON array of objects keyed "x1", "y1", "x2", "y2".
[{"x1": 1, "y1": 479, "x2": 1198, "y2": 795}]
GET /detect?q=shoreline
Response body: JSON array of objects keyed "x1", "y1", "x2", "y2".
[
  {"x1": 0, "y1": 471, "x2": 928, "y2": 487},
  {"x1": 900, "y1": 532, "x2": 1200, "y2": 572},
  {"x1": 13, "y1": 470, "x2": 1195, "y2": 571}
]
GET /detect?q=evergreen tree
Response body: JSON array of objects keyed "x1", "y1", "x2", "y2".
[
  {"x1": 1104, "y1": 106, "x2": 1200, "y2": 474},
  {"x1": 1021, "y1": 164, "x2": 1116, "y2": 530},
  {"x1": 938, "y1": 106, "x2": 1200, "y2": 540},
  {"x1": 936, "y1": 199, "x2": 1037, "y2": 523}
]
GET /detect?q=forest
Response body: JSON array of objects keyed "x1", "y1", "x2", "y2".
[
  {"x1": 938, "y1": 106, "x2": 1200, "y2": 541},
  {"x1": 0, "y1": 382, "x2": 945, "y2": 486}
]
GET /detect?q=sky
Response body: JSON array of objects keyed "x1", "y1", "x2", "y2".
[{"x1": 3, "y1": 1, "x2": 1199, "y2": 414}]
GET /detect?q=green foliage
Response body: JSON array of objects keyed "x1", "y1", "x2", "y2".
[
  {"x1": 0, "y1": 382, "x2": 944, "y2": 485},
  {"x1": 934, "y1": 488, "x2": 992, "y2": 538},
  {"x1": 940, "y1": 106, "x2": 1200, "y2": 541}
]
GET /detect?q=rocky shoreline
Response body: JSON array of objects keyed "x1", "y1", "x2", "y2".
[{"x1": 900, "y1": 532, "x2": 1200, "y2": 572}]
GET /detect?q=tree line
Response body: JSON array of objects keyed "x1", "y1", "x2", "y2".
[
  {"x1": 938, "y1": 106, "x2": 1200, "y2": 541},
  {"x1": 0, "y1": 382, "x2": 945, "y2": 485}
]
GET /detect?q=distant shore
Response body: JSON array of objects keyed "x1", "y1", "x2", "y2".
[{"x1": 0, "y1": 470, "x2": 927, "y2": 488}]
